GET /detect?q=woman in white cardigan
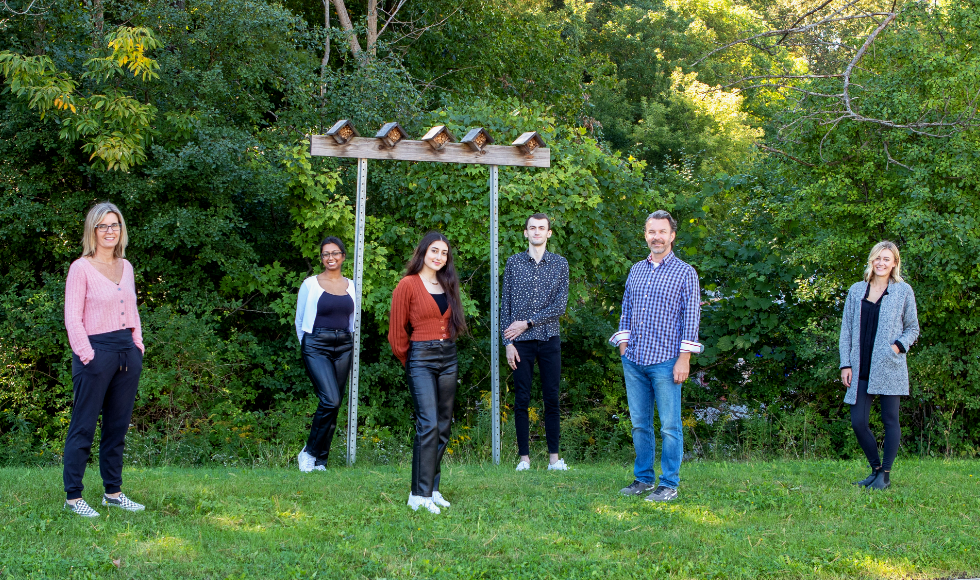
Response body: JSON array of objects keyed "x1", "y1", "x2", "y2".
[
  {"x1": 294, "y1": 236, "x2": 358, "y2": 471},
  {"x1": 839, "y1": 241, "x2": 919, "y2": 490}
]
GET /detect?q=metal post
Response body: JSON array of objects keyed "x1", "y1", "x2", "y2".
[
  {"x1": 346, "y1": 158, "x2": 368, "y2": 466},
  {"x1": 489, "y1": 165, "x2": 501, "y2": 465}
]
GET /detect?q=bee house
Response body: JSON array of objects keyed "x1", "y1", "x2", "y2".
[
  {"x1": 461, "y1": 127, "x2": 494, "y2": 153},
  {"x1": 375, "y1": 122, "x2": 410, "y2": 148},
  {"x1": 421, "y1": 125, "x2": 457, "y2": 151},
  {"x1": 326, "y1": 119, "x2": 359, "y2": 145},
  {"x1": 512, "y1": 131, "x2": 546, "y2": 156}
]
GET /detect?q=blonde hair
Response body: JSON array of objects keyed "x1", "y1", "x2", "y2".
[
  {"x1": 863, "y1": 240, "x2": 903, "y2": 283},
  {"x1": 82, "y1": 202, "x2": 128, "y2": 259}
]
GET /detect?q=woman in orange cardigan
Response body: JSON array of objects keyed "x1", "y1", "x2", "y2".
[{"x1": 389, "y1": 231, "x2": 467, "y2": 514}]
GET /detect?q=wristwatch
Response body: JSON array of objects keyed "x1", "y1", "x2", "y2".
[{"x1": 526, "y1": 319, "x2": 534, "y2": 329}]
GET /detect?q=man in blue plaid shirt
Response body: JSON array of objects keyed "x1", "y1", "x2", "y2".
[{"x1": 609, "y1": 210, "x2": 701, "y2": 502}]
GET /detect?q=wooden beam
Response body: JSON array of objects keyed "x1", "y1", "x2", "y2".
[{"x1": 310, "y1": 136, "x2": 551, "y2": 167}]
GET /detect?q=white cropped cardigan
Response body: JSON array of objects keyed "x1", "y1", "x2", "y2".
[{"x1": 294, "y1": 276, "x2": 357, "y2": 343}]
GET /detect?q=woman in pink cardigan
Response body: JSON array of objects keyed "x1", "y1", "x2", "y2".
[{"x1": 62, "y1": 202, "x2": 146, "y2": 517}]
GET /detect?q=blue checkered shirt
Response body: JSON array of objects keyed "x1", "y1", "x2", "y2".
[{"x1": 609, "y1": 251, "x2": 702, "y2": 366}]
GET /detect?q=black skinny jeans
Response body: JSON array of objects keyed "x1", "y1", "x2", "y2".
[
  {"x1": 512, "y1": 336, "x2": 562, "y2": 456},
  {"x1": 63, "y1": 330, "x2": 142, "y2": 500},
  {"x1": 405, "y1": 340, "x2": 458, "y2": 497},
  {"x1": 850, "y1": 379, "x2": 901, "y2": 471},
  {"x1": 301, "y1": 329, "x2": 353, "y2": 466}
]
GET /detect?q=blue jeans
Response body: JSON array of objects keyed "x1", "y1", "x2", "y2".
[{"x1": 622, "y1": 355, "x2": 683, "y2": 489}]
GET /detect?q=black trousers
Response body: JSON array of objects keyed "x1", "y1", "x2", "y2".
[
  {"x1": 851, "y1": 379, "x2": 901, "y2": 471},
  {"x1": 301, "y1": 329, "x2": 353, "y2": 466},
  {"x1": 512, "y1": 336, "x2": 562, "y2": 456},
  {"x1": 405, "y1": 340, "x2": 457, "y2": 497},
  {"x1": 63, "y1": 330, "x2": 142, "y2": 500}
]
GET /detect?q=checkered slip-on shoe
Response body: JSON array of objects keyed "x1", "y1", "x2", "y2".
[
  {"x1": 64, "y1": 499, "x2": 100, "y2": 518},
  {"x1": 102, "y1": 493, "x2": 145, "y2": 512}
]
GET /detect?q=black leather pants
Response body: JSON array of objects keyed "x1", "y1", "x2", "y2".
[
  {"x1": 301, "y1": 329, "x2": 353, "y2": 466},
  {"x1": 406, "y1": 340, "x2": 458, "y2": 497}
]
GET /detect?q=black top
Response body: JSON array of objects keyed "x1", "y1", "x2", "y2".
[
  {"x1": 313, "y1": 291, "x2": 354, "y2": 330},
  {"x1": 500, "y1": 250, "x2": 570, "y2": 345},
  {"x1": 430, "y1": 292, "x2": 448, "y2": 315},
  {"x1": 858, "y1": 284, "x2": 888, "y2": 381}
]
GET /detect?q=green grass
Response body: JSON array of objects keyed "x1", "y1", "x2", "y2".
[{"x1": 1, "y1": 459, "x2": 978, "y2": 579}]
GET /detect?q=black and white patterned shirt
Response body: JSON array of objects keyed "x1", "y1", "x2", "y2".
[{"x1": 500, "y1": 250, "x2": 569, "y2": 345}]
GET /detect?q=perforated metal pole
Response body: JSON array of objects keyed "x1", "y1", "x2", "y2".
[
  {"x1": 346, "y1": 157, "x2": 367, "y2": 466},
  {"x1": 489, "y1": 165, "x2": 501, "y2": 465}
]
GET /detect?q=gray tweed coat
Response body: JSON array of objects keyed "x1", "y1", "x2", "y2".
[{"x1": 838, "y1": 281, "x2": 920, "y2": 404}]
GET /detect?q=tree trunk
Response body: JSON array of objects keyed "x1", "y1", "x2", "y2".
[
  {"x1": 366, "y1": 0, "x2": 378, "y2": 55},
  {"x1": 33, "y1": 16, "x2": 46, "y2": 55},
  {"x1": 321, "y1": 0, "x2": 330, "y2": 97},
  {"x1": 331, "y1": 0, "x2": 363, "y2": 56},
  {"x1": 90, "y1": 0, "x2": 104, "y2": 48}
]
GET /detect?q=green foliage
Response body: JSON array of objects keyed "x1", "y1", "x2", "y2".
[
  {"x1": 0, "y1": 26, "x2": 163, "y2": 170},
  {"x1": 564, "y1": 0, "x2": 785, "y2": 172},
  {"x1": 2, "y1": 0, "x2": 980, "y2": 465}
]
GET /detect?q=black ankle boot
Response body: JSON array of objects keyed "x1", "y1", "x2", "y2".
[
  {"x1": 854, "y1": 466, "x2": 881, "y2": 487},
  {"x1": 868, "y1": 469, "x2": 891, "y2": 490}
]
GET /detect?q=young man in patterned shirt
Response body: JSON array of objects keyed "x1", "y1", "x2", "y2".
[
  {"x1": 609, "y1": 210, "x2": 702, "y2": 502},
  {"x1": 501, "y1": 213, "x2": 570, "y2": 471}
]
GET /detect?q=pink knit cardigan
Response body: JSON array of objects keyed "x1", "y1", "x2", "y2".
[{"x1": 64, "y1": 258, "x2": 144, "y2": 364}]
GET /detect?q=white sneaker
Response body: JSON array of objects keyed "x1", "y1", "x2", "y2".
[
  {"x1": 515, "y1": 460, "x2": 530, "y2": 471},
  {"x1": 548, "y1": 458, "x2": 569, "y2": 471},
  {"x1": 407, "y1": 494, "x2": 441, "y2": 514},
  {"x1": 297, "y1": 448, "x2": 316, "y2": 473},
  {"x1": 313, "y1": 464, "x2": 326, "y2": 471},
  {"x1": 432, "y1": 490, "x2": 451, "y2": 508},
  {"x1": 64, "y1": 498, "x2": 99, "y2": 518}
]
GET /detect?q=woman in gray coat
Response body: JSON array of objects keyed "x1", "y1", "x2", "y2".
[{"x1": 839, "y1": 241, "x2": 919, "y2": 490}]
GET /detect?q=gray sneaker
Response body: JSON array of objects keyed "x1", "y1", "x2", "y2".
[
  {"x1": 620, "y1": 480, "x2": 656, "y2": 496},
  {"x1": 644, "y1": 485, "x2": 678, "y2": 502},
  {"x1": 102, "y1": 493, "x2": 145, "y2": 512},
  {"x1": 64, "y1": 498, "x2": 99, "y2": 518}
]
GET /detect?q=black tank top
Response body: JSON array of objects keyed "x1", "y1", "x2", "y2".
[
  {"x1": 313, "y1": 291, "x2": 354, "y2": 330},
  {"x1": 431, "y1": 292, "x2": 448, "y2": 315}
]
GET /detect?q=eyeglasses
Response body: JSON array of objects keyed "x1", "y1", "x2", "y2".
[
  {"x1": 96, "y1": 223, "x2": 121, "y2": 233},
  {"x1": 321, "y1": 251, "x2": 344, "y2": 259}
]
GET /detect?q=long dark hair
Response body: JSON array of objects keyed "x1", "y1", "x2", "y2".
[{"x1": 404, "y1": 231, "x2": 468, "y2": 338}]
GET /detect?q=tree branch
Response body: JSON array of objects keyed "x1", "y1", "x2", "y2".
[
  {"x1": 841, "y1": 12, "x2": 897, "y2": 119},
  {"x1": 757, "y1": 144, "x2": 815, "y2": 167},
  {"x1": 377, "y1": 0, "x2": 409, "y2": 40}
]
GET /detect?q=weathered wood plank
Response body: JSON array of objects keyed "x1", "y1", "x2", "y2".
[{"x1": 310, "y1": 136, "x2": 551, "y2": 167}]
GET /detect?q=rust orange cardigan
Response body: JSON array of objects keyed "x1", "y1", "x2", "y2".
[{"x1": 388, "y1": 274, "x2": 453, "y2": 365}]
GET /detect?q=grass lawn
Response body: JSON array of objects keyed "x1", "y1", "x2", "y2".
[{"x1": 1, "y1": 459, "x2": 978, "y2": 579}]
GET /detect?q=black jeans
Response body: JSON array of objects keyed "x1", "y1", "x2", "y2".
[
  {"x1": 512, "y1": 335, "x2": 562, "y2": 456},
  {"x1": 63, "y1": 330, "x2": 142, "y2": 500},
  {"x1": 301, "y1": 329, "x2": 353, "y2": 466},
  {"x1": 851, "y1": 379, "x2": 901, "y2": 471},
  {"x1": 405, "y1": 340, "x2": 458, "y2": 497}
]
